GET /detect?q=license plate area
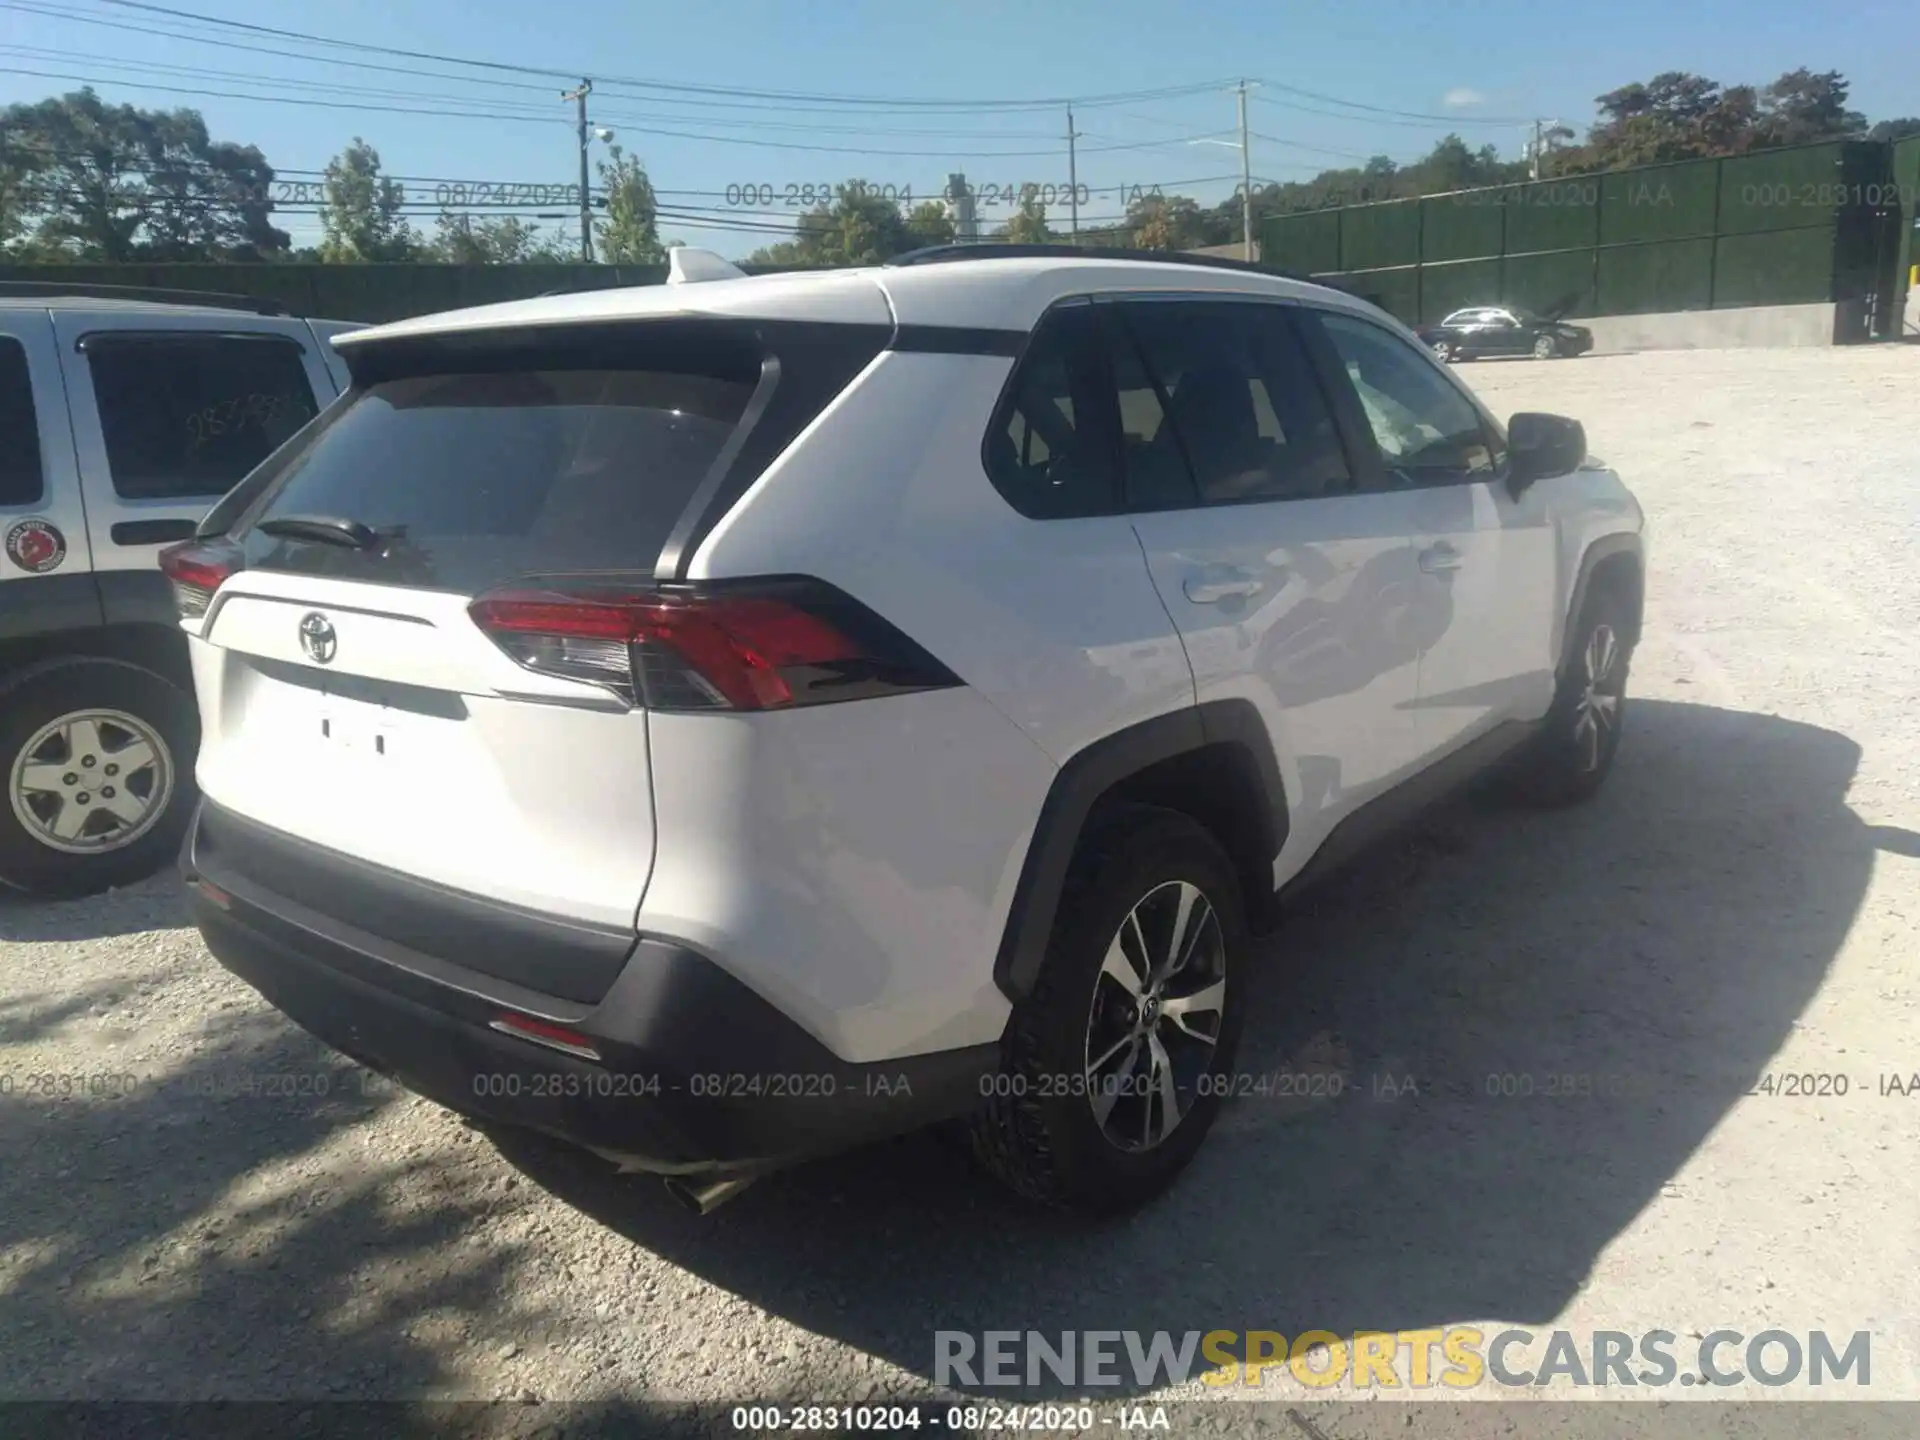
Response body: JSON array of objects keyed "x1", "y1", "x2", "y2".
[{"x1": 317, "y1": 692, "x2": 392, "y2": 758}]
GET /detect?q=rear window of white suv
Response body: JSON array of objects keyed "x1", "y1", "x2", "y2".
[{"x1": 236, "y1": 364, "x2": 754, "y2": 594}]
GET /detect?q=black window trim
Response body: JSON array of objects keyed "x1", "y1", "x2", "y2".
[
  {"x1": 0, "y1": 333, "x2": 46, "y2": 509},
  {"x1": 74, "y1": 328, "x2": 308, "y2": 355},
  {"x1": 976, "y1": 296, "x2": 1125, "y2": 522},
  {"x1": 1098, "y1": 293, "x2": 1367, "y2": 513},
  {"x1": 1294, "y1": 303, "x2": 1512, "y2": 494}
]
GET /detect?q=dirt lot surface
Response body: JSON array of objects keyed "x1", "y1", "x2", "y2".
[{"x1": 2, "y1": 346, "x2": 1917, "y2": 1437}]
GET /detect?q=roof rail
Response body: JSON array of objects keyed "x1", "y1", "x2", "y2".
[
  {"x1": 884, "y1": 243, "x2": 1308, "y2": 281},
  {"x1": 0, "y1": 280, "x2": 288, "y2": 316}
]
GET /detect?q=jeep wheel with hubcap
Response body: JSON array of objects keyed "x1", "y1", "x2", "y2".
[
  {"x1": 970, "y1": 806, "x2": 1247, "y2": 1212},
  {"x1": 0, "y1": 658, "x2": 199, "y2": 897}
]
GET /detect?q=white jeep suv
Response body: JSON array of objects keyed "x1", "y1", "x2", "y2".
[{"x1": 166, "y1": 246, "x2": 1645, "y2": 1215}]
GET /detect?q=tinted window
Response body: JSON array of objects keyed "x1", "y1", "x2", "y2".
[
  {"x1": 88, "y1": 335, "x2": 318, "y2": 501},
  {"x1": 1111, "y1": 301, "x2": 1350, "y2": 507},
  {"x1": 982, "y1": 306, "x2": 1117, "y2": 519},
  {"x1": 0, "y1": 338, "x2": 43, "y2": 507},
  {"x1": 1314, "y1": 311, "x2": 1500, "y2": 485},
  {"x1": 239, "y1": 367, "x2": 754, "y2": 593}
]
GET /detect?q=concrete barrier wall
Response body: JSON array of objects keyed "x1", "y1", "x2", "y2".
[{"x1": 1581, "y1": 303, "x2": 1837, "y2": 353}]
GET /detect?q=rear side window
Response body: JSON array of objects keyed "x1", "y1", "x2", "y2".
[
  {"x1": 1109, "y1": 301, "x2": 1351, "y2": 507},
  {"x1": 239, "y1": 367, "x2": 755, "y2": 593},
  {"x1": 982, "y1": 306, "x2": 1117, "y2": 520},
  {"x1": 86, "y1": 335, "x2": 319, "y2": 500},
  {"x1": 0, "y1": 338, "x2": 43, "y2": 507}
]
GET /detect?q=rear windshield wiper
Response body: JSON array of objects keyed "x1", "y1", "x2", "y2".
[{"x1": 256, "y1": 514, "x2": 378, "y2": 549}]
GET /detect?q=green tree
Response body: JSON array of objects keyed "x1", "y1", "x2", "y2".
[
  {"x1": 1000, "y1": 188, "x2": 1054, "y2": 244},
  {"x1": 319, "y1": 138, "x2": 417, "y2": 262},
  {"x1": 0, "y1": 88, "x2": 284, "y2": 260},
  {"x1": 745, "y1": 181, "x2": 918, "y2": 266},
  {"x1": 1759, "y1": 69, "x2": 1866, "y2": 145},
  {"x1": 429, "y1": 209, "x2": 567, "y2": 264},
  {"x1": 594, "y1": 144, "x2": 663, "y2": 264},
  {"x1": 1867, "y1": 117, "x2": 1920, "y2": 143},
  {"x1": 903, "y1": 198, "x2": 954, "y2": 249},
  {"x1": 1125, "y1": 192, "x2": 1210, "y2": 250}
]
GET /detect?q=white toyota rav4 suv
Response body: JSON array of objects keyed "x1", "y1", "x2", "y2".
[{"x1": 166, "y1": 246, "x2": 1645, "y2": 1215}]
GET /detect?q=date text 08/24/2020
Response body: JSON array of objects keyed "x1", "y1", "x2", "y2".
[{"x1": 723, "y1": 181, "x2": 1127, "y2": 210}]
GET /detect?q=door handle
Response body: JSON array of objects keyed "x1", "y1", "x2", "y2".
[
  {"x1": 1183, "y1": 575, "x2": 1264, "y2": 604},
  {"x1": 1418, "y1": 542, "x2": 1463, "y2": 574}
]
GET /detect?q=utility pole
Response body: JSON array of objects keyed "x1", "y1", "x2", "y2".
[
  {"x1": 1237, "y1": 80, "x2": 1254, "y2": 262},
  {"x1": 562, "y1": 78, "x2": 594, "y2": 262},
  {"x1": 1066, "y1": 104, "x2": 1081, "y2": 236},
  {"x1": 1527, "y1": 118, "x2": 1563, "y2": 181}
]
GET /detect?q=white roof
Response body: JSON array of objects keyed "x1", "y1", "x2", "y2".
[{"x1": 333, "y1": 255, "x2": 1357, "y2": 349}]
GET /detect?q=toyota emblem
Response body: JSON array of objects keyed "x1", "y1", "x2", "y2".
[{"x1": 298, "y1": 611, "x2": 337, "y2": 665}]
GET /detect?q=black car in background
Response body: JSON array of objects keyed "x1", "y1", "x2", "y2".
[{"x1": 1414, "y1": 303, "x2": 1594, "y2": 361}]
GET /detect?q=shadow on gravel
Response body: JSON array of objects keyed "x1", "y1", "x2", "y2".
[
  {"x1": 0, "y1": 873, "x2": 189, "y2": 944},
  {"x1": 0, "y1": 1004, "x2": 538, "y2": 1400},
  {"x1": 501, "y1": 698, "x2": 1903, "y2": 1399}
]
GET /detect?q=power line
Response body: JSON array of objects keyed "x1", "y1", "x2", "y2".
[
  {"x1": 80, "y1": 0, "x2": 1239, "y2": 112},
  {"x1": 0, "y1": 64, "x2": 1245, "y2": 159},
  {"x1": 1254, "y1": 78, "x2": 1531, "y2": 126}
]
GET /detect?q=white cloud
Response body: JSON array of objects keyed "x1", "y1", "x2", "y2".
[{"x1": 1442, "y1": 87, "x2": 1488, "y2": 109}]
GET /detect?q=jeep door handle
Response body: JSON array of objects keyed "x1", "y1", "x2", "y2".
[
  {"x1": 1183, "y1": 575, "x2": 1264, "y2": 604},
  {"x1": 1418, "y1": 542, "x2": 1463, "y2": 574}
]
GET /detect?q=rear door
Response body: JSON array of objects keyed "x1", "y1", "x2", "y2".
[
  {"x1": 1112, "y1": 297, "x2": 1429, "y2": 861},
  {"x1": 53, "y1": 311, "x2": 338, "y2": 581},
  {"x1": 1306, "y1": 308, "x2": 1558, "y2": 758},
  {"x1": 191, "y1": 330, "x2": 767, "y2": 928},
  {"x1": 0, "y1": 310, "x2": 94, "y2": 620}
]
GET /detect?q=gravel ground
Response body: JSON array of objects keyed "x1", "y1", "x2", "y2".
[{"x1": 2, "y1": 346, "x2": 1918, "y2": 1436}]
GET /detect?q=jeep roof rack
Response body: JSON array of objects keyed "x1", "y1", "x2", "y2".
[
  {"x1": 884, "y1": 243, "x2": 1309, "y2": 281},
  {"x1": 0, "y1": 280, "x2": 289, "y2": 316}
]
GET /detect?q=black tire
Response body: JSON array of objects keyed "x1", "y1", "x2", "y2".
[
  {"x1": 969, "y1": 805, "x2": 1249, "y2": 1213},
  {"x1": 1510, "y1": 588, "x2": 1631, "y2": 807},
  {"x1": 1430, "y1": 341, "x2": 1455, "y2": 364},
  {"x1": 1532, "y1": 334, "x2": 1559, "y2": 360},
  {"x1": 0, "y1": 658, "x2": 200, "y2": 897}
]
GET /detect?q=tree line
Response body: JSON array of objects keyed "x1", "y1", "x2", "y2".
[
  {"x1": 0, "y1": 90, "x2": 665, "y2": 264},
  {"x1": 748, "y1": 69, "x2": 1920, "y2": 265},
  {"x1": 2, "y1": 70, "x2": 1916, "y2": 267}
]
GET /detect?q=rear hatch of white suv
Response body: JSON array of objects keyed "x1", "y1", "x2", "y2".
[{"x1": 168, "y1": 315, "x2": 892, "y2": 1001}]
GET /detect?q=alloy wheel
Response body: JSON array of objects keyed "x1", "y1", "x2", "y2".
[
  {"x1": 9, "y1": 709, "x2": 174, "y2": 855},
  {"x1": 1083, "y1": 880, "x2": 1227, "y2": 1152},
  {"x1": 1572, "y1": 623, "x2": 1623, "y2": 773}
]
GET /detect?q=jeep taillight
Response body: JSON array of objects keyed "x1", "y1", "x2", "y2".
[
  {"x1": 468, "y1": 579, "x2": 959, "y2": 712},
  {"x1": 158, "y1": 538, "x2": 243, "y2": 621}
]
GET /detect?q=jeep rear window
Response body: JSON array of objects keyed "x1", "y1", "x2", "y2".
[
  {"x1": 0, "y1": 338, "x2": 42, "y2": 507},
  {"x1": 236, "y1": 364, "x2": 756, "y2": 593}
]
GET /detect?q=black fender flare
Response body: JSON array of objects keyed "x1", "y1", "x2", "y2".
[
  {"x1": 993, "y1": 699, "x2": 1288, "y2": 1001},
  {"x1": 1559, "y1": 532, "x2": 1644, "y2": 676}
]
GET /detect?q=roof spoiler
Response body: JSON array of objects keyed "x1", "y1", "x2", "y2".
[{"x1": 667, "y1": 247, "x2": 747, "y2": 285}]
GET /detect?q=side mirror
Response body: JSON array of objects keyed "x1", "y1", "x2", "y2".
[{"x1": 1506, "y1": 412, "x2": 1586, "y2": 494}]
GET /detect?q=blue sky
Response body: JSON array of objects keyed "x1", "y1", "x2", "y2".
[{"x1": 3, "y1": 0, "x2": 1914, "y2": 257}]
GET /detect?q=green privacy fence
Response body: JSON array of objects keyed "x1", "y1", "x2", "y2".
[
  {"x1": 1894, "y1": 135, "x2": 1920, "y2": 329},
  {"x1": 0, "y1": 262, "x2": 675, "y2": 323},
  {"x1": 1265, "y1": 138, "x2": 1907, "y2": 339}
]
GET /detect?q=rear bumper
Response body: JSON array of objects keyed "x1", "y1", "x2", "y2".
[{"x1": 181, "y1": 799, "x2": 997, "y2": 1177}]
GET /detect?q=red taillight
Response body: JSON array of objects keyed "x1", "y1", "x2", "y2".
[
  {"x1": 488, "y1": 1013, "x2": 603, "y2": 1062},
  {"x1": 158, "y1": 539, "x2": 242, "y2": 621},
  {"x1": 469, "y1": 580, "x2": 956, "y2": 713}
]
